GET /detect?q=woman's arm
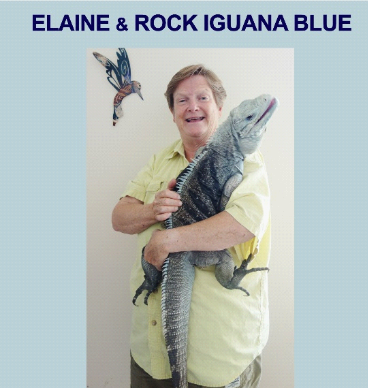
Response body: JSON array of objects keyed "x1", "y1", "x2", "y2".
[
  {"x1": 112, "y1": 178, "x2": 182, "y2": 235},
  {"x1": 144, "y1": 211, "x2": 255, "y2": 270}
]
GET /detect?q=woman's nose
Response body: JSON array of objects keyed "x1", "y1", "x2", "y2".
[{"x1": 187, "y1": 100, "x2": 199, "y2": 111}]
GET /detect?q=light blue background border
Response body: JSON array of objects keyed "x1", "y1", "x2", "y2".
[{"x1": 1, "y1": 2, "x2": 367, "y2": 387}]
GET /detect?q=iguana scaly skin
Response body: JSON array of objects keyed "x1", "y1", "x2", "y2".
[{"x1": 133, "y1": 94, "x2": 279, "y2": 388}]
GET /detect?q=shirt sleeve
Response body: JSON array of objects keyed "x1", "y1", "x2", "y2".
[
  {"x1": 225, "y1": 150, "x2": 270, "y2": 241},
  {"x1": 120, "y1": 155, "x2": 156, "y2": 202}
]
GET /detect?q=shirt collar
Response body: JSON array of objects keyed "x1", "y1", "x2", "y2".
[{"x1": 165, "y1": 139, "x2": 186, "y2": 160}]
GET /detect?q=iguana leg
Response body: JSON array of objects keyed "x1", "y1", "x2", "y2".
[
  {"x1": 215, "y1": 251, "x2": 269, "y2": 296},
  {"x1": 132, "y1": 248, "x2": 162, "y2": 306},
  {"x1": 231, "y1": 253, "x2": 269, "y2": 293},
  {"x1": 220, "y1": 172, "x2": 243, "y2": 211}
]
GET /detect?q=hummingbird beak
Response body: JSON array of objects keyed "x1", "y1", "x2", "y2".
[
  {"x1": 132, "y1": 82, "x2": 144, "y2": 100},
  {"x1": 136, "y1": 89, "x2": 144, "y2": 100}
]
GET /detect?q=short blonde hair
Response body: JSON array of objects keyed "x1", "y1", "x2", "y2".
[{"x1": 164, "y1": 64, "x2": 227, "y2": 111}]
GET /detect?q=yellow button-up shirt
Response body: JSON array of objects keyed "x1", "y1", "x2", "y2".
[{"x1": 122, "y1": 139, "x2": 271, "y2": 387}]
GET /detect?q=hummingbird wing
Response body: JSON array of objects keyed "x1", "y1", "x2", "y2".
[
  {"x1": 93, "y1": 51, "x2": 123, "y2": 92},
  {"x1": 116, "y1": 48, "x2": 132, "y2": 86}
]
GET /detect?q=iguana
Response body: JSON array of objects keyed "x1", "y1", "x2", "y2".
[{"x1": 132, "y1": 94, "x2": 279, "y2": 388}]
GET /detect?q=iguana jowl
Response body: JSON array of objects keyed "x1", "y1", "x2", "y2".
[{"x1": 133, "y1": 94, "x2": 279, "y2": 388}]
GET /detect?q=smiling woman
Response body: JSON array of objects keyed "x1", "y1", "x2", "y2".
[
  {"x1": 110, "y1": 62, "x2": 274, "y2": 388},
  {"x1": 165, "y1": 64, "x2": 227, "y2": 162},
  {"x1": 171, "y1": 75, "x2": 223, "y2": 162},
  {"x1": 87, "y1": 47, "x2": 294, "y2": 388}
]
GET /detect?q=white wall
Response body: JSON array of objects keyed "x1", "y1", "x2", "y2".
[{"x1": 87, "y1": 48, "x2": 294, "y2": 388}]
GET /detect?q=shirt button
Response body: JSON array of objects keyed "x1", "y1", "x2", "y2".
[{"x1": 151, "y1": 320, "x2": 157, "y2": 326}]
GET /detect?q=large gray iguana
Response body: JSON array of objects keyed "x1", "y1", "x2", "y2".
[{"x1": 132, "y1": 94, "x2": 279, "y2": 388}]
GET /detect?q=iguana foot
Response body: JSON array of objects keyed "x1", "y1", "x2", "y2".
[
  {"x1": 217, "y1": 253, "x2": 269, "y2": 295},
  {"x1": 237, "y1": 253, "x2": 269, "y2": 275},
  {"x1": 133, "y1": 247, "x2": 163, "y2": 306},
  {"x1": 144, "y1": 289, "x2": 157, "y2": 305},
  {"x1": 233, "y1": 286, "x2": 250, "y2": 296},
  {"x1": 132, "y1": 285, "x2": 144, "y2": 306},
  {"x1": 133, "y1": 279, "x2": 160, "y2": 306}
]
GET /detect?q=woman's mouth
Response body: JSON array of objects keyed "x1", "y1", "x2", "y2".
[{"x1": 185, "y1": 117, "x2": 205, "y2": 122}]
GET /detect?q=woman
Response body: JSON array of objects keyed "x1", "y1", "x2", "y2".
[{"x1": 112, "y1": 65, "x2": 271, "y2": 388}]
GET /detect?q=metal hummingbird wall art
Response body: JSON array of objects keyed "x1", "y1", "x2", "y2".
[{"x1": 93, "y1": 48, "x2": 143, "y2": 126}]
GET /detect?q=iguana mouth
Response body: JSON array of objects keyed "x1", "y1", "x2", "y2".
[
  {"x1": 186, "y1": 117, "x2": 205, "y2": 122},
  {"x1": 256, "y1": 98, "x2": 277, "y2": 124}
]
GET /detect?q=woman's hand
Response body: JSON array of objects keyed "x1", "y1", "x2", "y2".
[
  {"x1": 144, "y1": 229, "x2": 172, "y2": 271},
  {"x1": 152, "y1": 178, "x2": 182, "y2": 222}
]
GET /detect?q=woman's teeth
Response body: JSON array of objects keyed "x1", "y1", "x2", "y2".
[{"x1": 186, "y1": 117, "x2": 204, "y2": 122}]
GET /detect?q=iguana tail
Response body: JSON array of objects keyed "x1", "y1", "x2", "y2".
[{"x1": 161, "y1": 252, "x2": 195, "y2": 388}]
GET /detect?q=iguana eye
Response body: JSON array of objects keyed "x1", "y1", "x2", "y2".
[{"x1": 246, "y1": 115, "x2": 254, "y2": 120}]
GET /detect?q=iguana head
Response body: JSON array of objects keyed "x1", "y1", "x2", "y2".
[{"x1": 231, "y1": 94, "x2": 279, "y2": 157}]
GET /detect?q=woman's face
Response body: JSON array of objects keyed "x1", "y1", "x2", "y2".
[{"x1": 171, "y1": 75, "x2": 222, "y2": 147}]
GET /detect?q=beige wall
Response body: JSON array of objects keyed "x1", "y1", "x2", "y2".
[{"x1": 87, "y1": 48, "x2": 294, "y2": 388}]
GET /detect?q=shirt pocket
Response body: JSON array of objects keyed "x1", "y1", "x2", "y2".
[{"x1": 144, "y1": 180, "x2": 165, "y2": 204}]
